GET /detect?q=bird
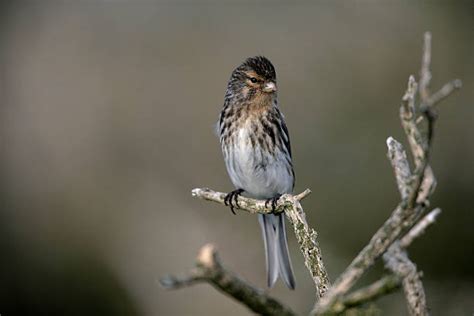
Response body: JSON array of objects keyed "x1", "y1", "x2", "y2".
[{"x1": 217, "y1": 56, "x2": 296, "y2": 289}]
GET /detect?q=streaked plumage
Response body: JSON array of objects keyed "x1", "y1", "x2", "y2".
[{"x1": 218, "y1": 56, "x2": 296, "y2": 289}]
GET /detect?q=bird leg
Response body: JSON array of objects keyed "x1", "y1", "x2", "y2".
[
  {"x1": 224, "y1": 189, "x2": 244, "y2": 215},
  {"x1": 265, "y1": 194, "x2": 282, "y2": 213}
]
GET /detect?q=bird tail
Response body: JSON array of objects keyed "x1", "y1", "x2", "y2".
[{"x1": 258, "y1": 213, "x2": 296, "y2": 289}]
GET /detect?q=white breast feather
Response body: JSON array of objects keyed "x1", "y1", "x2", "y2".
[{"x1": 225, "y1": 118, "x2": 293, "y2": 199}]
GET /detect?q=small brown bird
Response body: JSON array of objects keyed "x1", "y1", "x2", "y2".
[{"x1": 218, "y1": 56, "x2": 296, "y2": 289}]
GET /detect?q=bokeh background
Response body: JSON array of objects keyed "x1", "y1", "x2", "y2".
[{"x1": 1, "y1": 1, "x2": 473, "y2": 315}]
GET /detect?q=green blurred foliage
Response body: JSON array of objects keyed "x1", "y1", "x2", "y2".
[{"x1": 0, "y1": 1, "x2": 473, "y2": 315}]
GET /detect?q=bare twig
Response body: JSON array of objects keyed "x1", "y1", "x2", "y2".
[
  {"x1": 343, "y1": 275, "x2": 401, "y2": 307},
  {"x1": 160, "y1": 273, "x2": 205, "y2": 289},
  {"x1": 384, "y1": 244, "x2": 427, "y2": 316},
  {"x1": 419, "y1": 32, "x2": 461, "y2": 108},
  {"x1": 161, "y1": 244, "x2": 296, "y2": 316},
  {"x1": 312, "y1": 202, "x2": 427, "y2": 314},
  {"x1": 383, "y1": 208, "x2": 441, "y2": 316},
  {"x1": 330, "y1": 275, "x2": 401, "y2": 314},
  {"x1": 401, "y1": 75, "x2": 425, "y2": 172},
  {"x1": 417, "y1": 167, "x2": 436, "y2": 204},
  {"x1": 400, "y1": 208, "x2": 441, "y2": 248},
  {"x1": 192, "y1": 188, "x2": 331, "y2": 298},
  {"x1": 400, "y1": 75, "x2": 432, "y2": 210},
  {"x1": 386, "y1": 137, "x2": 412, "y2": 199},
  {"x1": 425, "y1": 79, "x2": 462, "y2": 107},
  {"x1": 327, "y1": 208, "x2": 441, "y2": 315},
  {"x1": 419, "y1": 32, "x2": 432, "y2": 103}
]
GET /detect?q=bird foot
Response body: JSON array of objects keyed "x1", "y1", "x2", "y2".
[
  {"x1": 265, "y1": 194, "x2": 282, "y2": 213},
  {"x1": 224, "y1": 189, "x2": 244, "y2": 215}
]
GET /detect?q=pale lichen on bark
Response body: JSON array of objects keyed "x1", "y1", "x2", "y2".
[{"x1": 191, "y1": 187, "x2": 330, "y2": 298}]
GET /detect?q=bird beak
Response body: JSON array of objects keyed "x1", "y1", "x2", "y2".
[{"x1": 263, "y1": 82, "x2": 277, "y2": 93}]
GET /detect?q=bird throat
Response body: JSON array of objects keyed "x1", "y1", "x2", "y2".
[{"x1": 243, "y1": 89, "x2": 275, "y2": 115}]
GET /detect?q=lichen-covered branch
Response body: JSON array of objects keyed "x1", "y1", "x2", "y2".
[
  {"x1": 313, "y1": 75, "x2": 429, "y2": 314},
  {"x1": 312, "y1": 33, "x2": 460, "y2": 315},
  {"x1": 384, "y1": 245, "x2": 427, "y2": 316},
  {"x1": 324, "y1": 208, "x2": 441, "y2": 315},
  {"x1": 329, "y1": 275, "x2": 401, "y2": 314},
  {"x1": 192, "y1": 187, "x2": 331, "y2": 298},
  {"x1": 386, "y1": 137, "x2": 412, "y2": 200},
  {"x1": 160, "y1": 244, "x2": 296, "y2": 316},
  {"x1": 383, "y1": 208, "x2": 441, "y2": 316},
  {"x1": 285, "y1": 196, "x2": 331, "y2": 297},
  {"x1": 191, "y1": 187, "x2": 311, "y2": 215},
  {"x1": 312, "y1": 157, "x2": 427, "y2": 314},
  {"x1": 401, "y1": 75, "x2": 425, "y2": 172},
  {"x1": 400, "y1": 208, "x2": 441, "y2": 248}
]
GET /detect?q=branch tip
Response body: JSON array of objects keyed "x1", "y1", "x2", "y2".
[
  {"x1": 453, "y1": 79, "x2": 462, "y2": 88},
  {"x1": 159, "y1": 275, "x2": 176, "y2": 288},
  {"x1": 400, "y1": 208, "x2": 441, "y2": 248},
  {"x1": 386, "y1": 136, "x2": 395, "y2": 147},
  {"x1": 197, "y1": 243, "x2": 219, "y2": 269},
  {"x1": 295, "y1": 188, "x2": 312, "y2": 200}
]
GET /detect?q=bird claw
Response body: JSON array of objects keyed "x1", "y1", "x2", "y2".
[
  {"x1": 265, "y1": 194, "x2": 282, "y2": 213},
  {"x1": 224, "y1": 189, "x2": 244, "y2": 215}
]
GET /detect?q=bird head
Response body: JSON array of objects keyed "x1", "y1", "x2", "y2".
[{"x1": 226, "y1": 56, "x2": 278, "y2": 104}]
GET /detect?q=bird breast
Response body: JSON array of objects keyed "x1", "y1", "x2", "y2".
[{"x1": 223, "y1": 117, "x2": 293, "y2": 199}]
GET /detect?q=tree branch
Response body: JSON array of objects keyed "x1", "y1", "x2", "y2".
[
  {"x1": 312, "y1": 32, "x2": 459, "y2": 315},
  {"x1": 384, "y1": 245, "x2": 427, "y2": 316},
  {"x1": 192, "y1": 188, "x2": 331, "y2": 298},
  {"x1": 191, "y1": 188, "x2": 311, "y2": 215},
  {"x1": 329, "y1": 275, "x2": 401, "y2": 314},
  {"x1": 386, "y1": 137, "x2": 412, "y2": 200},
  {"x1": 425, "y1": 79, "x2": 462, "y2": 107},
  {"x1": 419, "y1": 32, "x2": 432, "y2": 103},
  {"x1": 312, "y1": 133, "x2": 428, "y2": 314},
  {"x1": 419, "y1": 32, "x2": 462, "y2": 108},
  {"x1": 160, "y1": 244, "x2": 296, "y2": 316},
  {"x1": 326, "y1": 208, "x2": 441, "y2": 315},
  {"x1": 383, "y1": 208, "x2": 441, "y2": 316},
  {"x1": 400, "y1": 208, "x2": 441, "y2": 248}
]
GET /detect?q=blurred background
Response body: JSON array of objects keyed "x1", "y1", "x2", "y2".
[{"x1": 0, "y1": 1, "x2": 473, "y2": 315}]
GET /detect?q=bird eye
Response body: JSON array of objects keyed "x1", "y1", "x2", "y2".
[{"x1": 250, "y1": 77, "x2": 258, "y2": 83}]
